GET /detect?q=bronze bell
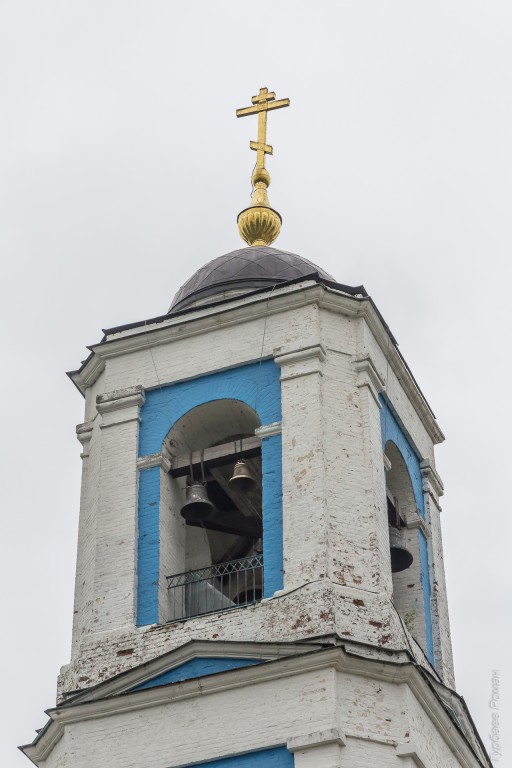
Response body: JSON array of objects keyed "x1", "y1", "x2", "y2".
[
  {"x1": 389, "y1": 525, "x2": 413, "y2": 573},
  {"x1": 180, "y1": 482, "x2": 216, "y2": 523},
  {"x1": 228, "y1": 459, "x2": 257, "y2": 493}
]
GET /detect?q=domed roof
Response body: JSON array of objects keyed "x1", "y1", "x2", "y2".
[{"x1": 169, "y1": 246, "x2": 334, "y2": 312}]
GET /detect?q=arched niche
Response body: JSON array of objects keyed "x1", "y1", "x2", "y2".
[
  {"x1": 160, "y1": 399, "x2": 263, "y2": 623},
  {"x1": 384, "y1": 440, "x2": 427, "y2": 654}
]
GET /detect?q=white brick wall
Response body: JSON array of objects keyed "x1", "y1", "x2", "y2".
[
  {"x1": 40, "y1": 660, "x2": 483, "y2": 768},
  {"x1": 67, "y1": 284, "x2": 455, "y2": 688}
]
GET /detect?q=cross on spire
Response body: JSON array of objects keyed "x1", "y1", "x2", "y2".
[
  {"x1": 236, "y1": 86, "x2": 290, "y2": 247},
  {"x1": 236, "y1": 87, "x2": 290, "y2": 171}
]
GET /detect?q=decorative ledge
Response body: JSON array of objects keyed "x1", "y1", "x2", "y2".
[
  {"x1": 353, "y1": 353, "x2": 386, "y2": 405},
  {"x1": 137, "y1": 453, "x2": 171, "y2": 473},
  {"x1": 76, "y1": 421, "x2": 94, "y2": 457},
  {"x1": 396, "y1": 742, "x2": 427, "y2": 767},
  {"x1": 96, "y1": 385, "x2": 145, "y2": 414},
  {"x1": 275, "y1": 344, "x2": 326, "y2": 380},
  {"x1": 255, "y1": 421, "x2": 282, "y2": 439},
  {"x1": 287, "y1": 727, "x2": 346, "y2": 752},
  {"x1": 405, "y1": 508, "x2": 430, "y2": 539},
  {"x1": 420, "y1": 459, "x2": 444, "y2": 501},
  {"x1": 97, "y1": 385, "x2": 145, "y2": 429}
]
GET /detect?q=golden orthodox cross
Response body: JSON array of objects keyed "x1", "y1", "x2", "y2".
[{"x1": 236, "y1": 87, "x2": 290, "y2": 170}]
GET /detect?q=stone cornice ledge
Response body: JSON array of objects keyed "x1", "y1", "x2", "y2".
[
  {"x1": 70, "y1": 284, "x2": 444, "y2": 448},
  {"x1": 287, "y1": 727, "x2": 346, "y2": 752},
  {"x1": 405, "y1": 509, "x2": 430, "y2": 539},
  {"x1": 70, "y1": 283, "x2": 328, "y2": 394},
  {"x1": 96, "y1": 385, "x2": 145, "y2": 413},
  {"x1": 76, "y1": 421, "x2": 94, "y2": 443},
  {"x1": 24, "y1": 645, "x2": 487, "y2": 768},
  {"x1": 96, "y1": 386, "x2": 145, "y2": 429},
  {"x1": 255, "y1": 421, "x2": 282, "y2": 439},
  {"x1": 353, "y1": 353, "x2": 386, "y2": 405},
  {"x1": 420, "y1": 459, "x2": 444, "y2": 501},
  {"x1": 76, "y1": 421, "x2": 94, "y2": 458},
  {"x1": 396, "y1": 742, "x2": 427, "y2": 767},
  {"x1": 137, "y1": 452, "x2": 171, "y2": 473},
  {"x1": 275, "y1": 344, "x2": 326, "y2": 380}
]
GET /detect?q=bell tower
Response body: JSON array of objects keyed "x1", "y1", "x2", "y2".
[{"x1": 22, "y1": 88, "x2": 491, "y2": 768}]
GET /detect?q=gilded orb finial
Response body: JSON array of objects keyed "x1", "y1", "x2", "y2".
[{"x1": 236, "y1": 87, "x2": 290, "y2": 246}]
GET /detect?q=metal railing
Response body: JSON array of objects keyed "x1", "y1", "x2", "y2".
[{"x1": 166, "y1": 554, "x2": 263, "y2": 622}]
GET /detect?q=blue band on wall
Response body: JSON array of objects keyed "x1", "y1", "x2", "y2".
[
  {"x1": 379, "y1": 395, "x2": 434, "y2": 666},
  {"x1": 185, "y1": 747, "x2": 294, "y2": 768},
  {"x1": 137, "y1": 360, "x2": 282, "y2": 626},
  {"x1": 261, "y1": 433, "x2": 284, "y2": 596},
  {"x1": 137, "y1": 466, "x2": 161, "y2": 626},
  {"x1": 133, "y1": 657, "x2": 262, "y2": 691}
]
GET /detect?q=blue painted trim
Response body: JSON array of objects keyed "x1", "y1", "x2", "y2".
[
  {"x1": 379, "y1": 397, "x2": 424, "y2": 517},
  {"x1": 133, "y1": 657, "x2": 261, "y2": 691},
  {"x1": 262, "y1": 433, "x2": 283, "y2": 596},
  {"x1": 379, "y1": 395, "x2": 435, "y2": 666},
  {"x1": 139, "y1": 360, "x2": 281, "y2": 457},
  {"x1": 137, "y1": 361, "x2": 282, "y2": 625},
  {"x1": 137, "y1": 466, "x2": 160, "y2": 625},
  {"x1": 186, "y1": 747, "x2": 294, "y2": 768}
]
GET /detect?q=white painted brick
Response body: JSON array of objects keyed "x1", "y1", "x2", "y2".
[{"x1": 38, "y1": 282, "x2": 480, "y2": 768}]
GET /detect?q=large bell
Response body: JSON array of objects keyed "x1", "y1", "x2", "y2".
[
  {"x1": 180, "y1": 482, "x2": 216, "y2": 523},
  {"x1": 228, "y1": 459, "x2": 257, "y2": 493},
  {"x1": 389, "y1": 525, "x2": 414, "y2": 573}
]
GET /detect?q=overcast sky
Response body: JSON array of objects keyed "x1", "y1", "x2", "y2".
[{"x1": 1, "y1": 2, "x2": 510, "y2": 765}]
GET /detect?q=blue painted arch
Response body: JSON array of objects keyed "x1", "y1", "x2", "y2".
[
  {"x1": 137, "y1": 360, "x2": 283, "y2": 625},
  {"x1": 138, "y1": 360, "x2": 281, "y2": 457},
  {"x1": 379, "y1": 395, "x2": 434, "y2": 666}
]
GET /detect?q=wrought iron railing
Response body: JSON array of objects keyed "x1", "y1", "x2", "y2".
[{"x1": 166, "y1": 554, "x2": 263, "y2": 622}]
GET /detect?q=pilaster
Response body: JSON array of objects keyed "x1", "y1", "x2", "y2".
[
  {"x1": 350, "y1": 344, "x2": 393, "y2": 596},
  {"x1": 288, "y1": 729, "x2": 346, "y2": 768},
  {"x1": 71, "y1": 420, "x2": 96, "y2": 655},
  {"x1": 421, "y1": 460, "x2": 455, "y2": 687},
  {"x1": 275, "y1": 343, "x2": 327, "y2": 589},
  {"x1": 93, "y1": 385, "x2": 145, "y2": 634}
]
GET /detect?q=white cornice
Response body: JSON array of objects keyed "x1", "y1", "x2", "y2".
[
  {"x1": 396, "y1": 742, "x2": 428, "y2": 766},
  {"x1": 420, "y1": 459, "x2": 445, "y2": 501},
  {"x1": 23, "y1": 643, "x2": 488, "y2": 767},
  {"x1": 255, "y1": 421, "x2": 282, "y2": 439},
  {"x1": 287, "y1": 727, "x2": 346, "y2": 752},
  {"x1": 66, "y1": 639, "x2": 320, "y2": 704},
  {"x1": 137, "y1": 453, "x2": 171, "y2": 473},
  {"x1": 70, "y1": 282, "x2": 443, "y2": 444},
  {"x1": 76, "y1": 421, "x2": 94, "y2": 458},
  {"x1": 96, "y1": 385, "x2": 145, "y2": 413},
  {"x1": 353, "y1": 353, "x2": 386, "y2": 406},
  {"x1": 275, "y1": 343, "x2": 326, "y2": 380},
  {"x1": 70, "y1": 354, "x2": 105, "y2": 393},
  {"x1": 405, "y1": 509, "x2": 430, "y2": 539}
]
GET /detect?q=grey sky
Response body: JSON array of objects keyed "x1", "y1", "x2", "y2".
[{"x1": 1, "y1": 2, "x2": 510, "y2": 764}]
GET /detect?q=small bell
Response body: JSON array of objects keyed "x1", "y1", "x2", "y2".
[
  {"x1": 389, "y1": 525, "x2": 413, "y2": 573},
  {"x1": 180, "y1": 482, "x2": 216, "y2": 523},
  {"x1": 228, "y1": 459, "x2": 257, "y2": 493}
]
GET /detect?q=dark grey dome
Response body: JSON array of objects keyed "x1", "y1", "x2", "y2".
[{"x1": 170, "y1": 246, "x2": 334, "y2": 312}]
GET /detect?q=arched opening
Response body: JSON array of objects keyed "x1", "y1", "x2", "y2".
[
  {"x1": 160, "y1": 399, "x2": 263, "y2": 622},
  {"x1": 384, "y1": 440, "x2": 427, "y2": 652}
]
